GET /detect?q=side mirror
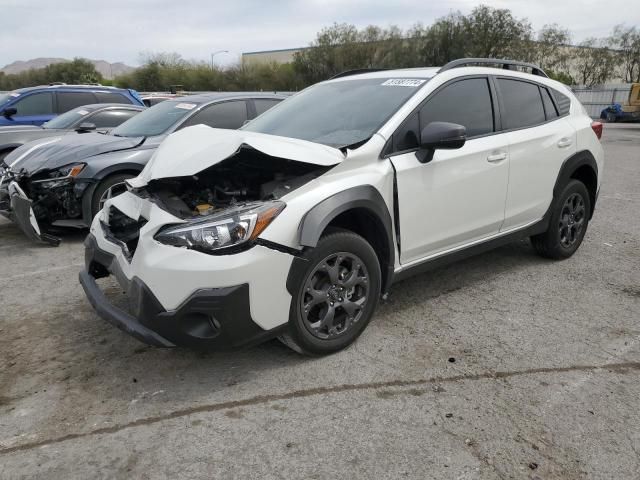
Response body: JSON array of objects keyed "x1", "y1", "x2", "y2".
[
  {"x1": 2, "y1": 107, "x2": 17, "y2": 118},
  {"x1": 75, "y1": 122, "x2": 97, "y2": 133},
  {"x1": 417, "y1": 121, "x2": 466, "y2": 163}
]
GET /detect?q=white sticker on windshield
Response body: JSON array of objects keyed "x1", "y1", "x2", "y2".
[
  {"x1": 175, "y1": 103, "x2": 197, "y2": 110},
  {"x1": 381, "y1": 79, "x2": 426, "y2": 87},
  {"x1": 76, "y1": 109, "x2": 89, "y2": 115}
]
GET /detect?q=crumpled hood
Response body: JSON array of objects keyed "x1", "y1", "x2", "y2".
[
  {"x1": 129, "y1": 125, "x2": 345, "y2": 187},
  {"x1": 5, "y1": 132, "x2": 144, "y2": 174}
]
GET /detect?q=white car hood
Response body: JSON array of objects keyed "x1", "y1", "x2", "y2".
[{"x1": 129, "y1": 125, "x2": 345, "y2": 187}]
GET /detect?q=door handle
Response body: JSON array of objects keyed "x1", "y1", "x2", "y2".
[
  {"x1": 557, "y1": 138, "x2": 573, "y2": 148},
  {"x1": 486, "y1": 152, "x2": 507, "y2": 163}
]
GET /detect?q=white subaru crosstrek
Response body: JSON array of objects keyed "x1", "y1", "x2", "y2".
[{"x1": 80, "y1": 58, "x2": 604, "y2": 355}]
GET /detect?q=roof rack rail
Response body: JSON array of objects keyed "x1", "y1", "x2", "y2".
[
  {"x1": 439, "y1": 58, "x2": 548, "y2": 78},
  {"x1": 330, "y1": 68, "x2": 388, "y2": 79}
]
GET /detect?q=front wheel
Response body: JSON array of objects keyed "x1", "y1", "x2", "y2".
[
  {"x1": 531, "y1": 179, "x2": 591, "y2": 259},
  {"x1": 91, "y1": 173, "x2": 135, "y2": 218},
  {"x1": 279, "y1": 229, "x2": 381, "y2": 355}
]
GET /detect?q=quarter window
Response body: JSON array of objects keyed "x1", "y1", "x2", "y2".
[
  {"x1": 181, "y1": 101, "x2": 248, "y2": 129},
  {"x1": 95, "y1": 92, "x2": 133, "y2": 104},
  {"x1": 419, "y1": 78, "x2": 494, "y2": 138},
  {"x1": 13, "y1": 92, "x2": 54, "y2": 115},
  {"x1": 498, "y1": 79, "x2": 546, "y2": 130},
  {"x1": 550, "y1": 88, "x2": 571, "y2": 116},
  {"x1": 253, "y1": 99, "x2": 281, "y2": 116}
]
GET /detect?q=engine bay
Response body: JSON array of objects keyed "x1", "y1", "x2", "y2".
[{"x1": 144, "y1": 148, "x2": 330, "y2": 219}]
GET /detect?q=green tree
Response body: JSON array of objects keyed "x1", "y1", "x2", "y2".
[{"x1": 608, "y1": 25, "x2": 640, "y2": 82}]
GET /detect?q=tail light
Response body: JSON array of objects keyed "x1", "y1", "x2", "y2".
[{"x1": 591, "y1": 121, "x2": 603, "y2": 140}]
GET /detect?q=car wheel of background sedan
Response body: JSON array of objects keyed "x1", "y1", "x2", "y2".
[
  {"x1": 91, "y1": 173, "x2": 135, "y2": 218},
  {"x1": 279, "y1": 228, "x2": 381, "y2": 355},
  {"x1": 531, "y1": 179, "x2": 591, "y2": 260}
]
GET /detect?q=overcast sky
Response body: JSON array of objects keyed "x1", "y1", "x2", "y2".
[{"x1": 2, "y1": 0, "x2": 639, "y2": 67}]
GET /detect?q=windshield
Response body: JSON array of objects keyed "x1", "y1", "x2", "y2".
[
  {"x1": 43, "y1": 106, "x2": 92, "y2": 129},
  {"x1": 242, "y1": 77, "x2": 428, "y2": 147},
  {"x1": 111, "y1": 100, "x2": 198, "y2": 137},
  {"x1": 0, "y1": 93, "x2": 11, "y2": 105}
]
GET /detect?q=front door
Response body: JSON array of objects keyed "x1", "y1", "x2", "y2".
[{"x1": 389, "y1": 77, "x2": 509, "y2": 265}]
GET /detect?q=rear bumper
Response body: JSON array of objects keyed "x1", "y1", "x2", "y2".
[{"x1": 80, "y1": 233, "x2": 287, "y2": 349}]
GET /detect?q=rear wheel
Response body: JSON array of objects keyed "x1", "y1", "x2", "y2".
[
  {"x1": 91, "y1": 173, "x2": 135, "y2": 218},
  {"x1": 531, "y1": 179, "x2": 591, "y2": 259},
  {"x1": 279, "y1": 229, "x2": 381, "y2": 355}
]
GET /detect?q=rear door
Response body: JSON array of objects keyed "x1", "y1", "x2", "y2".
[
  {"x1": 496, "y1": 78, "x2": 577, "y2": 230},
  {"x1": 389, "y1": 76, "x2": 510, "y2": 264}
]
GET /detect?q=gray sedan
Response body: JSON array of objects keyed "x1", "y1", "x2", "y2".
[
  {"x1": 0, "y1": 92, "x2": 286, "y2": 245},
  {"x1": 0, "y1": 104, "x2": 146, "y2": 161}
]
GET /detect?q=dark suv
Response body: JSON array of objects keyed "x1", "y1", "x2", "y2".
[{"x1": 0, "y1": 85, "x2": 145, "y2": 127}]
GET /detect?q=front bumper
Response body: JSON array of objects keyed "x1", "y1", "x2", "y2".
[
  {"x1": 80, "y1": 234, "x2": 288, "y2": 348},
  {"x1": 0, "y1": 179, "x2": 60, "y2": 245}
]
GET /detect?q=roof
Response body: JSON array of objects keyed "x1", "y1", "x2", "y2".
[
  {"x1": 70, "y1": 103, "x2": 146, "y2": 112},
  {"x1": 328, "y1": 67, "x2": 440, "y2": 81},
  {"x1": 12, "y1": 84, "x2": 128, "y2": 94},
  {"x1": 163, "y1": 92, "x2": 289, "y2": 103}
]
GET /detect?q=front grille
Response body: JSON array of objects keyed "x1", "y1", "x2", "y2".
[{"x1": 102, "y1": 206, "x2": 147, "y2": 260}]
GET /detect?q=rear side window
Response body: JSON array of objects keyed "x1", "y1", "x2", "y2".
[
  {"x1": 541, "y1": 88, "x2": 559, "y2": 120},
  {"x1": 95, "y1": 92, "x2": 133, "y2": 104},
  {"x1": 13, "y1": 92, "x2": 54, "y2": 115},
  {"x1": 497, "y1": 79, "x2": 545, "y2": 130},
  {"x1": 419, "y1": 78, "x2": 494, "y2": 138},
  {"x1": 88, "y1": 109, "x2": 139, "y2": 128},
  {"x1": 550, "y1": 88, "x2": 571, "y2": 116},
  {"x1": 181, "y1": 101, "x2": 248, "y2": 129},
  {"x1": 253, "y1": 99, "x2": 281, "y2": 116},
  {"x1": 57, "y1": 92, "x2": 98, "y2": 113}
]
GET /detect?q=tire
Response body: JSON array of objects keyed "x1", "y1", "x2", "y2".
[
  {"x1": 91, "y1": 173, "x2": 135, "y2": 218},
  {"x1": 606, "y1": 112, "x2": 617, "y2": 123},
  {"x1": 531, "y1": 179, "x2": 591, "y2": 260},
  {"x1": 279, "y1": 229, "x2": 381, "y2": 355}
]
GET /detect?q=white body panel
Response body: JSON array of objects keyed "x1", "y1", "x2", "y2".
[
  {"x1": 94, "y1": 192, "x2": 294, "y2": 330},
  {"x1": 501, "y1": 117, "x2": 576, "y2": 231},
  {"x1": 391, "y1": 136, "x2": 509, "y2": 263}
]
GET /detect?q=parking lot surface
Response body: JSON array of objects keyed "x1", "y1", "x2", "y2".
[{"x1": 0, "y1": 124, "x2": 639, "y2": 479}]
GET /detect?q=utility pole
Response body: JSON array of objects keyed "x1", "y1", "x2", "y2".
[{"x1": 210, "y1": 50, "x2": 229, "y2": 70}]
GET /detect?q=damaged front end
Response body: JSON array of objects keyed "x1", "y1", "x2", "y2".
[
  {"x1": 0, "y1": 162, "x2": 87, "y2": 245},
  {"x1": 136, "y1": 147, "x2": 329, "y2": 255}
]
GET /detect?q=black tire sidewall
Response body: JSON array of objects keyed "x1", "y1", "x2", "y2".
[
  {"x1": 548, "y1": 180, "x2": 591, "y2": 257},
  {"x1": 288, "y1": 230, "x2": 381, "y2": 355},
  {"x1": 91, "y1": 173, "x2": 135, "y2": 218}
]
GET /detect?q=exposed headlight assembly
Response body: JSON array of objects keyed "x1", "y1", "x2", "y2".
[
  {"x1": 155, "y1": 201, "x2": 285, "y2": 254},
  {"x1": 32, "y1": 163, "x2": 86, "y2": 185}
]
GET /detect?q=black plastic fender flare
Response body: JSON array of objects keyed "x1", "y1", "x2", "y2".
[
  {"x1": 293, "y1": 185, "x2": 395, "y2": 294},
  {"x1": 551, "y1": 149, "x2": 598, "y2": 219}
]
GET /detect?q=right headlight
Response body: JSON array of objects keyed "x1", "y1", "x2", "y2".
[{"x1": 154, "y1": 201, "x2": 285, "y2": 254}]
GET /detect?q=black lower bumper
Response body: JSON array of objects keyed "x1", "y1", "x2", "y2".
[{"x1": 80, "y1": 234, "x2": 286, "y2": 349}]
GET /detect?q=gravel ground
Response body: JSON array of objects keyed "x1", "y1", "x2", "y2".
[{"x1": 0, "y1": 124, "x2": 638, "y2": 479}]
